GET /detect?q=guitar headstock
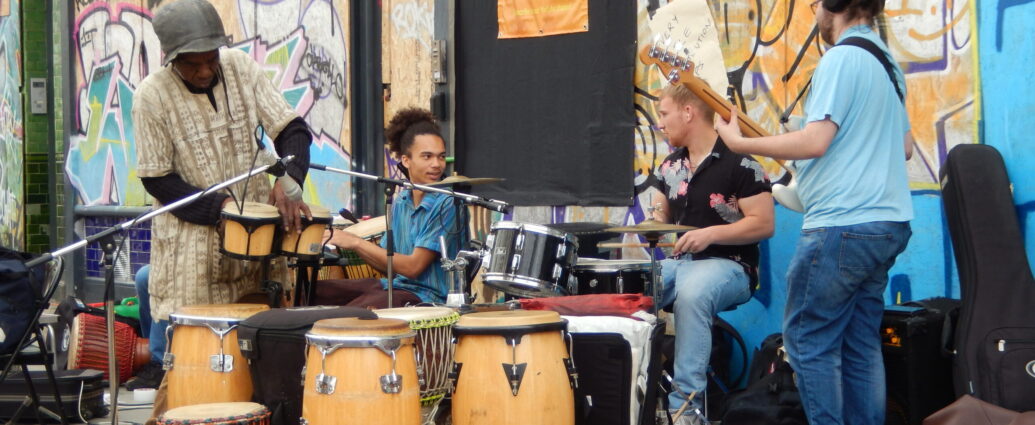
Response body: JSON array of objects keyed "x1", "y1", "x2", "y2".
[{"x1": 638, "y1": 34, "x2": 696, "y2": 85}]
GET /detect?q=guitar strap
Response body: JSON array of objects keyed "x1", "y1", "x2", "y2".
[{"x1": 836, "y1": 36, "x2": 905, "y2": 104}]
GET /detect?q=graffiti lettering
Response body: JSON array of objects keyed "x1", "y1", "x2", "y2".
[
  {"x1": 303, "y1": 44, "x2": 346, "y2": 101},
  {"x1": 391, "y1": 1, "x2": 434, "y2": 52}
]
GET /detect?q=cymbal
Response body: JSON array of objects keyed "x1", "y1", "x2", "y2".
[
  {"x1": 605, "y1": 220, "x2": 696, "y2": 235},
  {"x1": 427, "y1": 175, "x2": 504, "y2": 187}
]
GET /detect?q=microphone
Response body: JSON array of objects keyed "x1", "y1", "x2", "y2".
[
  {"x1": 309, "y1": 162, "x2": 327, "y2": 171},
  {"x1": 470, "y1": 197, "x2": 512, "y2": 214},
  {"x1": 338, "y1": 208, "x2": 359, "y2": 224},
  {"x1": 261, "y1": 154, "x2": 301, "y2": 200}
]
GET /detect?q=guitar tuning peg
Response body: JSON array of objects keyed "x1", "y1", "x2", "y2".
[
  {"x1": 672, "y1": 42, "x2": 686, "y2": 67},
  {"x1": 649, "y1": 33, "x2": 663, "y2": 58}
]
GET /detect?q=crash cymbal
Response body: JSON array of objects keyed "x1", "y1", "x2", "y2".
[
  {"x1": 605, "y1": 220, "x2": 696, "y2": 235},
  {"x1": 427, "y1": 175, "x2": 504, "y2": 187}
]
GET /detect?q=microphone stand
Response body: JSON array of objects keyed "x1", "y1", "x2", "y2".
[
  {"x1": 25, "y1": 156, "x2": 295, "y2": 425},
  {"x1": 309, "y1": 164, "x2": 510, "y2": 308}
]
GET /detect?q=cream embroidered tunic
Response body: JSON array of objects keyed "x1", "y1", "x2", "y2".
[{"x1": 134, "y1": 49, "x2": 296, "y2": 321}]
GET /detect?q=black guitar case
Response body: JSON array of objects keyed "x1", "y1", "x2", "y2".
[{"x1": 940, "y1": 143, "x2": 1035, "y2": 411}]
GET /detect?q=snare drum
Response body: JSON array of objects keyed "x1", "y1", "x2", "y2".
[
  {"x1": 373, "y1": 307, "x2": 459, "y2": 415},
  {"x1": 483, "y1": 221, "x2": 578, "y2": 298},
  {"x1": 157, "y1": 402, "x2": 271, "y2": 425},
  {"x1": 165, "y1": 304, "x2": 269, "y2": 409},
  {"x1": 451, "y1": 310, "x2": 576, "y2": 425},
  {"x1": 281, "y1": 205, "x2": 332, "y2": 258},
  {"x1": 221, "y1": 202, "x2": 280, "y2": 260},
  {"x1": 340, "y1": 215, "x2": 386, "y2": 279},
  {"x1": 67, "y1": 313, "x2": 150, "y2": 383},
  {"x1": 302, "y1": 317, "x2": 420, "y2": 425},
  {"x1": 569, "y1": 258, "x2": 652, "y2": 295}
]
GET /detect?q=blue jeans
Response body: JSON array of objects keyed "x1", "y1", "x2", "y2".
[
  {"x1": 783, "y1": 221, "x2": 911, "y2": 425},
  {"x1": 660, "y1": 256, "x2": 752, "y2": 413},
  {"x1": 134, "y1": 265, "x2": 169, "y2": 363}
]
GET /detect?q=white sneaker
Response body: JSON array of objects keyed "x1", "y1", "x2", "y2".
[{"x1": 669, "y1": 411, "x2": 707, "y2": 425}]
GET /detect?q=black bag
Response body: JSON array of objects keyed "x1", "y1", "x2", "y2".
[
  {"x1": 237, "y1": 306, "x2": 376, "y2": 425},
  {"x1": 572, "y1": 323, "x2": 665, "y2": 425},
  {"x1": 0, "y1": 247, "x2": 46, "y2": 354},
  {"x1": 659, "y1": 317, "x2": 747, "y2": 419},
  {"x1": 721, "y1": 333, "x2": 807, "y2": 425},
  {"x1": 941, "y1": 144, "x2": 1035, "y2": 411},
  {"x1": 0, "y1": 369, "x2": 107, "y2": 423},
  {"x1": 882, "y1": 298, "x2": 960, "y2": 425}
]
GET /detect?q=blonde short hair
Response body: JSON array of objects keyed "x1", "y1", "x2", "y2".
[{"x1": 659, "y1": 84, "x2": 713, "y2": 123}]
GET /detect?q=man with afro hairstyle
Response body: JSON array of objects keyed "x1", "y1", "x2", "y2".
[{"x1": 318, "y1": 108, "x2": 467, "y2": 307}]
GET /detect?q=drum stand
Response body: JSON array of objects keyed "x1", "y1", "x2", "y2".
[
  {"x1": 644, "y1": 232, "x2": 663, "y2": 315},
  {"x1": 23, "y1": 156, "x2": 297, "y2": 425}
]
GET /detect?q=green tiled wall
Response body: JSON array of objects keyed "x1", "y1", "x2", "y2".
[{"x1": 21, "y1": 0, "x2": 54, "y2": 254}]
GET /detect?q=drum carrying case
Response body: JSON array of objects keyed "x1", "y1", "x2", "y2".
[{"x1": 237, "y1": 306, "x2": 375, "y2": 425}]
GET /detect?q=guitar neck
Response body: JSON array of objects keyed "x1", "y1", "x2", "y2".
[{"x1": 679, "y1": 76, "x2": 770, "y2": 138}]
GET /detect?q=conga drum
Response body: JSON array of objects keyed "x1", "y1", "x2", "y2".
[
  {"x1": 302, "y1": 317, "x2": 419, "y2": 425},
  {"x1": 220, "y1": 202, "x2": 280, "y2": 260},
  {"x1": 67, "y1": 313, "x2": 150, "y2": 383},
  {"x1": 281, "y1": 204, "x2": 332, "y2": 258},
  {"x1": 374, "y1": 307, "x2": 459, "y2": 422},
  {"x1": 165, "y1": 304, "x2": 269, "y2": 409},
  {"x1": 451, "y1": 310, "x2": 576, "y2": 425},
  {"x1": 157, "y1": 402, "x2": 271, "y2": 425}
]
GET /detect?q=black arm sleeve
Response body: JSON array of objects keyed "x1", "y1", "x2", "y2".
[
  {"x1": 140, "y1": 174, "x2": 230, "y2": 226},
  {"x1": 272, "y1": 117, "x2": 312, "y2": 185}
]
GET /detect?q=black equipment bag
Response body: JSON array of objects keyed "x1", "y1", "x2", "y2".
[
  {"x1": 572, "y1": 322, "x2": 664, "y2": 425},
  {"x1": 0, "y1": 369, "x2": 107, "y2": 423},
  {"x1": 0, "y1": 247, "x2": 46, "y2": 354},
  {"x1": 237, "y1": 306, "x2": 376, "y2": 425},
  {"x1": 941, "y1": 144, "x2": 1035, "y2": 411},
  {"x1": 721, "y1": 333, "x2": 807, "y2": 425},
  {"x1": 881, "y1": 298, "x2": 960, "y2": 425}
]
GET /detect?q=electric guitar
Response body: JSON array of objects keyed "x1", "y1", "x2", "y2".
[{"x1": 639, "y1": 38, "x2": 805, "y2": 213}]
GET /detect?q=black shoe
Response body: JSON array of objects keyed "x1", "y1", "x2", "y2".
[{"x1": 126, "y1": 361, "x2": 165, "y2": 390}]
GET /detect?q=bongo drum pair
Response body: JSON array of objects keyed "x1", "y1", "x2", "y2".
[
  {"x1": 164, "y1": 304, "x2": 269, "y2": 409},
  {"x1": 451, "y1": 310, "x2": 577, "y2": 425},
  {"x1": 336, "y1": 215, "x2": 386, "y2": 279},
  {"x1": 220, "y1": 202, "x2": 332, "y2": 260}
]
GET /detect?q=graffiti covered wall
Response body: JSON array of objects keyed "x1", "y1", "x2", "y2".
[
  {"x1": 0, "y1": 0, "x2": 22, "y2": 249},
  {"x1": 65, "y1": 0, "x2": 354, "y2": 211}
]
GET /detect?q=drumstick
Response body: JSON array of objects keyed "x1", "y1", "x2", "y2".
[{"x1": 597, "y1": 242, "x2": 675, "y2": 249}]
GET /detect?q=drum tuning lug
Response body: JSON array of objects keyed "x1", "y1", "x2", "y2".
[
  {"x1": 448, "y1": 362, "x2": 463, "y2": 392},
  {"x1": 501, "y1": 362, "x2": 527, "y2": 396},
  {"x1": 315, "y1": 373, "x2": 337, "y2": 395},
  {"x1": 162, "y1": 353, "x2": 174, "y2": 371},
  {"x1": 380, "y1": 372, "x2": 403, "y2": 394},
  {"x1": 564, "y1": 357, "x2": 579, "y2": 389},
  {"x1": 299, "y1": 418, "x2": 308, "y2": 425},
  {"x1": 210, "y1": 354, "x2": 234, "y2": 373}
]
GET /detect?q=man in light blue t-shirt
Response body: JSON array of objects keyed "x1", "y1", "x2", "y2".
[{"x1": 716, "y1": 1, "x2": 913, "y2": 424}]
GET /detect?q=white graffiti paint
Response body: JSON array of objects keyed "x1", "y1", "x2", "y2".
[{"x1": 391, "y1": 0, "x2": 434, "y2": 52}]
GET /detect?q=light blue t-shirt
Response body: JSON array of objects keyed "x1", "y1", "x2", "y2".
[{"x1": 796, "y1": 25, "x2": 914, "y2": 229}]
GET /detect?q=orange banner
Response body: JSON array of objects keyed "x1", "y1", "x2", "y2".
[{"x1": 498, "y1": 0, "x2": 589, "y2": 39}]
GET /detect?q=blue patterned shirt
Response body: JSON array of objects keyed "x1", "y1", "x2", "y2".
[{"x1": 379, "y1": 189, "x2": 467, "y2": 303}]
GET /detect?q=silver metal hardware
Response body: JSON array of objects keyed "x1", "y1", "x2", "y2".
[
  {"x1": 210, "y1": 354, "x2": 234, "y2": 372},
  {"x1": 511, "y1": 254, "x2": 522, "y2": 271}
]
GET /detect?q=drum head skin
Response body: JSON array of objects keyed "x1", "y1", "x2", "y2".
[
  {"x1": 174, "y1": 304, "x2": 270, "y2": 320},
  {"x1": 160, "y1": 402, "x2": 268, "y2": 422},
  {"x1": 343, "y1": 216, "x2": 387, "y2": 239},
  {"x1": 456, "y1": 310, "x2": 562, "y2": 328},
  {"x1": 373, "y1": 306, "x2": 458, "y2": 324},
  {"x1": 309, "y1": 317, "x2": 411, "y2": 337},
  {"x1": 221, "y1": 201, "x2": 279, "y2": 219}
]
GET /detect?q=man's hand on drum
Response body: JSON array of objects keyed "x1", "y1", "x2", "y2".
[
  {"x1": 270, "y1": 179, "x2": 312, "y2": 233},
  {"x1": 322, "y1": 228, "x2": 364, "y2": 250},
  {"x1": 673, "y1": 227, "x2": 716, "y2": 256}
]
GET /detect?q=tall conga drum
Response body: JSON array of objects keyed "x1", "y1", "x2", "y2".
[
  {"x1": 451, "y1": 310, "x2": 576, "y2": 425},
  {"x1": 281, "y1": 205, "x2": 332, "y2": 258},
  {"x1": 220, "y1": 202, "x2": 280, "y2": 260},
  {"x1": 157, "y1": 402, "x2": 271, "y2": 425},
  {"x1": 165, "y1": 304, "x2": 269, "y2": 409},
  {"x1": 374, "y1": 307, "x2": 459, "y2": 423},
  {"x1": 302, "y1": 317, "x2": 420, "y2": 425}
]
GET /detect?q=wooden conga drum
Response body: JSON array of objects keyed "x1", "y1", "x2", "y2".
[
  {"x1": 281, "y1": 204, "x2": 332, "y2": 258},
  {"x1": 302, "y1": 317, "x2": 420, "y2": 425},
  {"x1": 451, "y1": 310, "x2": 576, "y2": 425},
  {"x1": 165, "y1": 304, "x2": 269, "y2": 409},
  {"x1": 157, "y1": 402, "x2": 271, "y2": 425},
  {"x1": 220, "y1": 202, "x2": 280, "y2": 260}
]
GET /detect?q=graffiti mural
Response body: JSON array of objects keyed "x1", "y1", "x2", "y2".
[
  {"x1": 0, "y1": 0, "x2": 21, "y2": 249},
  {"x1": 66, "y1": 0, "x2": 353, "y2": 211}
]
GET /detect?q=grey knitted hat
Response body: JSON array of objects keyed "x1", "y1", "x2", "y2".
[{"x1": 153, "y1": 0, "x2": 228, "y2": 65}]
